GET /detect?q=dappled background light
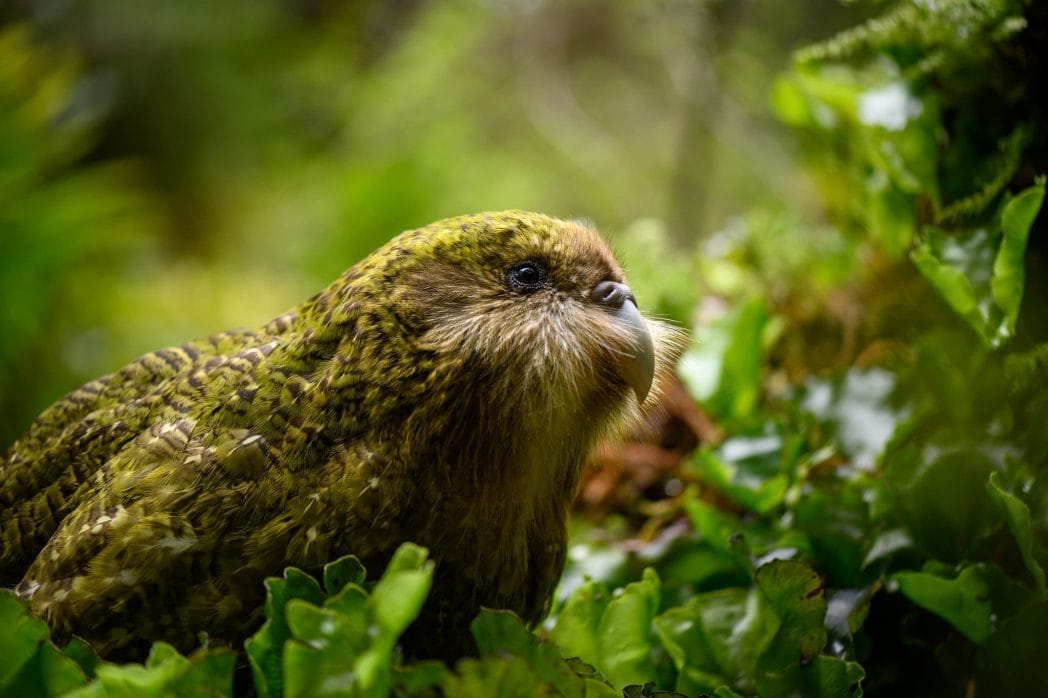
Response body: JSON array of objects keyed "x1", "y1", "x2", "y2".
[{"x1": 0, "y1": 0, "x2": 861, "y2": 443}]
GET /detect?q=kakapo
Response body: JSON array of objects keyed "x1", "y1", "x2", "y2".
[{"x1": 1, "y1": 211, "x2": 682, "y2": 660}]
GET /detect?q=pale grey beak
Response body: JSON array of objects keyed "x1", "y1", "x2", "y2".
[{"x1": 590, "y1": 280, "x2": 656, "y2": 403}]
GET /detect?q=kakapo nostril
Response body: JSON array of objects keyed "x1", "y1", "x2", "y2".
[{"x1": 590, "y1": 280, "x2": 637, "y2": 309}]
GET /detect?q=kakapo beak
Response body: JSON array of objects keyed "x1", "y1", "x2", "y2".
[{"x1": 590, "y1": 281, "x2": 656, "y2": 403}]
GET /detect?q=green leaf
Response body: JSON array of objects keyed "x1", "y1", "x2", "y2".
[
  {"x1": 861, "y1": 529, "x2": 913, "y2": 569},
  {"x1": 267, "y1": 544, "x2": 435, "y2": 698},
  {"x1": 679, "y1": 494, "x2": 753, "y2": 579},
  {"x1": 894, "y1": 564, "x2": 994, "y2": 644},
  {"x1": 324, "y1": 583, "x2": 370, "y2": 628},
  {"x1": 3, "y1": 639, "x2": 88, "y2": 697},
  {"x1": 789, "y1": 485, "x2": 869, "y2": 588},
  {"x1": 550, "y1": 570, "x2": 666, "y2": 691},
  {"x1": 654, "y1": 561, "x2": 832, "y2": 696},
  {"x1": 392, "y1": 660, "x2": 447, "y2": 697},
  {"x1": 563, "y1": 656, "x2": 615, "y2": 692},
  {"x1": 283, "y1": 604, "x2": 364, "y2": 698},
  {"x1": 471, "y1": 610, "x2": 584, "y2": 698},
  {"x1": 800, "y1": 656, "x2": 865, "y2": 698},
  {"x1": 383, "y1": 542, "x2": 430, "y2": 575},
  {"x1": 754, "y1": 560, "x2": 828, "y2": 696},
  {"x1": 756, "y1": 561, "x2": 827, "y2": 661},
  {"x1": 443, "y1": 655, "x2": 556, "y2": 698},
  {"x1": 369, "y1": 545, "x2": 433, "y2": 636},
  {"x1": 653, "y1": 587, "x2": 777, "y2": 695},
  {"x1": 63, "y1": 638, "x2": 101, "y2": 680},
  {"x1": 0, "y1": 597, "x2": 87, "y2": 697},
  {"x1": 983, "y1": 600, "x2": 1048, "y2": 694},
  {"x1": 581, "y1": 679, "x2": 621, "y2": 698},
  {"x1": 656, "y1": 542, "x2": 750, "y2": 590},
  {"x1": 287, "y1": 600, "x2": 365, "y2": 653},
  {"x1": 352, "y1": 543, "x2": 434, "y2": 696},
  {"x1": 859, "y1": 84, "x2": 940, "y2": 203},
  {"x1": 912, "y1": 179, "x2": 1045, "y2": 347},
  {"x1": 865, "y1": 174, "x2": 917, "y2": 257},
  {"x1": 991, "y1": 179, "x2": 1045, "y2": 338},
  {"x1": 0, "y1": 591, "x2": 51, "y2": 689},
  {"x1": 801, "y1": 368, "x2": 906, "y2": 470},
  {"x1": 66, "y1": 644, "x2": 234, "y2": 698},
  {"x1": 550, "y1": 578, "x2": 611, "y2": 668},
  {"x1": 654, "y1": 592, "x2": 747, "y2": 694},
  {"x1": 323, "y1": 555, "x2": 367, "y2": 595},
  {"x1": 245, "y1": 567, "x2": 326, "y2": 698},
  {"x1": 163, "y1": 649, "x2": 236, "y2": 697},
  {"x1": 986, "y1": 471, "x2": 1046, "y2": 595},
  {"x1": 693, "y1": 432, "x2": 789, "y2": 515},
  {"x1": 897, "y1": 448, "x2": 1000, "y2": 560},
  {"x1": 595, "y1": 568, "x2": 661, "y2": 688},
  {"x1": 911, "y1": 236, "x2": 987, "y2": 341},
  {"x1": 680, "y1": 299, "x2": 768, "y2": 423}
]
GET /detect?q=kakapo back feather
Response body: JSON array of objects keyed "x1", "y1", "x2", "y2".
[{"x1": 0, "y1": 211, "x2": 682, "y2": 660}]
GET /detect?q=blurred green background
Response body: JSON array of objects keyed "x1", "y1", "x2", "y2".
[{"x1": 0, "y1": 0, "x2": 861, "y2": 447}]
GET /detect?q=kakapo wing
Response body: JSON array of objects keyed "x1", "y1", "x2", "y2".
[
  {"x1": 0, "y1": 312, "x2": 407, "y2": 656},
  {"x1": 0, "y1": 326, "x2": 267, "y2": 580}
]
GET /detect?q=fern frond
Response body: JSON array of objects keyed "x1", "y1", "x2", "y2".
[{"x1": 937, "y1": 127, "x2": 1028, "y2": 224}]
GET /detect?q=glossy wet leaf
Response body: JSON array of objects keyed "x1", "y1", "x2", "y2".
[
  {"x1": 680, "y1": 299, "x2": 768, "y2": 423},
  {"x1": 653, "y1": 588, "x2": 773, "y2": 694},
  {"x1": 911, "y1": 227, "x2": 998, "y2": 345},
  {"x1": 802, "y1": 369, "x2": 907, "y2": 470},
  {"x1": 825, "y1": 588, "x2": 874, "y2": 638},
  {"x1": 912, "y1": 178, "x2": 1045, "y2": 347},
  {"x1": 991, "y1": 179, "x2": 1045, "y2": 337},
  {"x1": 894, "y1": 565, "x2": 994, "y2": 644},
  {"x1": 694, "y1": 432, "x2": 789, "y2": 514},
  {"x1": 986, "y1": 472, "x2": 1046, "y2": 595}
]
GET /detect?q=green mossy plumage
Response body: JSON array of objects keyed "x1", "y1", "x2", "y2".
[{"x1": 0, "y1": 211, "x2": 678, "y2": 661}]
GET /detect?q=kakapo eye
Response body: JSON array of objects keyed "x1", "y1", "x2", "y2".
[{"x1": 506, "y1": 262, "x2": 548, "y2": 292}]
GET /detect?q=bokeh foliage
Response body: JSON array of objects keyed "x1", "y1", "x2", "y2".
[
  {"x1": 2, "y1": 1, "x2": 1047, "y2": 697},
  {"x1": 0, "y1": 0, "x2": 856, "y2": 446}
]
